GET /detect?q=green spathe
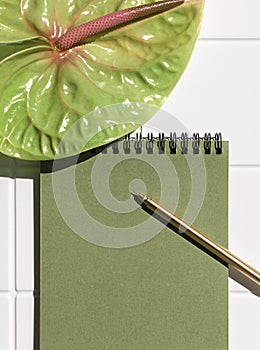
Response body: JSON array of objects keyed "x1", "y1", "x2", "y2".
[{"x1": 0, "y1": 0, "x2": 204, "y2": 160}]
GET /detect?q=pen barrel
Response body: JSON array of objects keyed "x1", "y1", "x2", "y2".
[{"x1": 145, "y1": 198, "x2": 260, "y2": 286}]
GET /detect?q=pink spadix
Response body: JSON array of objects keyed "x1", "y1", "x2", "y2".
[{"x1": 55, "y1": 0, "x2": 185, "y2": 51}]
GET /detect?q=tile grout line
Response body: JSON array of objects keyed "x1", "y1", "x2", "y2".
[
  {"x1": 0, "y1": 291, "x2": 34, "y2": 295},
  {"x1": 229, "y1": 164, "x2": 260, "y2": 168},
  {"x1": 198, "y1": 38, "x2": 260, "y2": 42},
  {"x1": 229, "y1": 290, "x2": 254, "y2": 294}
]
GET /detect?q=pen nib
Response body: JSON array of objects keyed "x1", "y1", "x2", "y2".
[
  {"x1": 130, "y1": 191, "x2": 145, "y2": 204},
  {"x1": 130, "y1": 191, "x2": 138, "y2": 197}
]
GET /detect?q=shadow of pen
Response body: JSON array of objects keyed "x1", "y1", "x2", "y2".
[{"x1": 142, "y1": 204, "x2": 260, "y2": 297}]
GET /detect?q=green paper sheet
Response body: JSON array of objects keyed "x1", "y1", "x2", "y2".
[{"x1": 40, "y1": 140, "x2": 228, "y2": 349}]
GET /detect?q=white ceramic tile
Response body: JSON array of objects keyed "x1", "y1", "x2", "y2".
[
  {"x1": 16, "y1": 179, "x2": 34, "y2": 291},
  {"x1": 200, "y1": 0, "x2": 260, "y2": 39},
  {"x1": 229, "y1": 167, "x2": 260, "y2": 268},
  {"x1": 1, "y1": 6, "x2": 260, "y2": 349},
  {"x1": 229, "y1": 278, "x2": 245, "y2": 293},
  {"x1": 16, "y1": 293, "x2": 34, "y2": 350},
  {"x1": 0, "y1": 293, "x2": 15, "y2": 350},
  {"x1": 0, "y1": 178, "x2": 15, "y2": 291},
  {"x1": 163, "y1": 41, "x2": 260, "y2": 165},
  {"x1": 229, "y1": 166, "x2": 260, "y2": 292},
  {"x1": 229, "y1": 293, "x2": 260, "y2": 350}
]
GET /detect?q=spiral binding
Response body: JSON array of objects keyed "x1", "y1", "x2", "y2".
[{"x1": 104, "y1": 132, "x2": 222, "y2": 155}]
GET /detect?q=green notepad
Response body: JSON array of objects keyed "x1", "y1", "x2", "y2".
[{"x1": 40, "y1": 139, "x2": 228, "y2": 350}]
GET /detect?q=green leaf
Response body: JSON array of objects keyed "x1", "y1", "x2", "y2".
[
  {"x1": 0, "y1": 0, "x2": 39, "y2": 42},
  {"x1": 0, "y1": 46, "x2": 155, "y2": 159},
  {"x1": 0, "y1": 37, "x2": 49, "y2": 61},
  {"x1": 20, "y1": 0, "x2": 95, "y2": 40},
  {"x1": 0, "y1": 0, "x2": 204, "y2": 160}
]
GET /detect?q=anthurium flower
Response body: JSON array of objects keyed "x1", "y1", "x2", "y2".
[{"x1": 0, "y1": 0, "x2": 204, "y2": 160}]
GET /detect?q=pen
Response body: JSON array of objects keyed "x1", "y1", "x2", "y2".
[{"x1": 131, "y1": 192, "x2": 260, "y2": 296}]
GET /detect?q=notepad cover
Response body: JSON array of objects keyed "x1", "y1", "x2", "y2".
[{"x1": 40, "y1": 141, "x2": 228, "y2": 349}]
